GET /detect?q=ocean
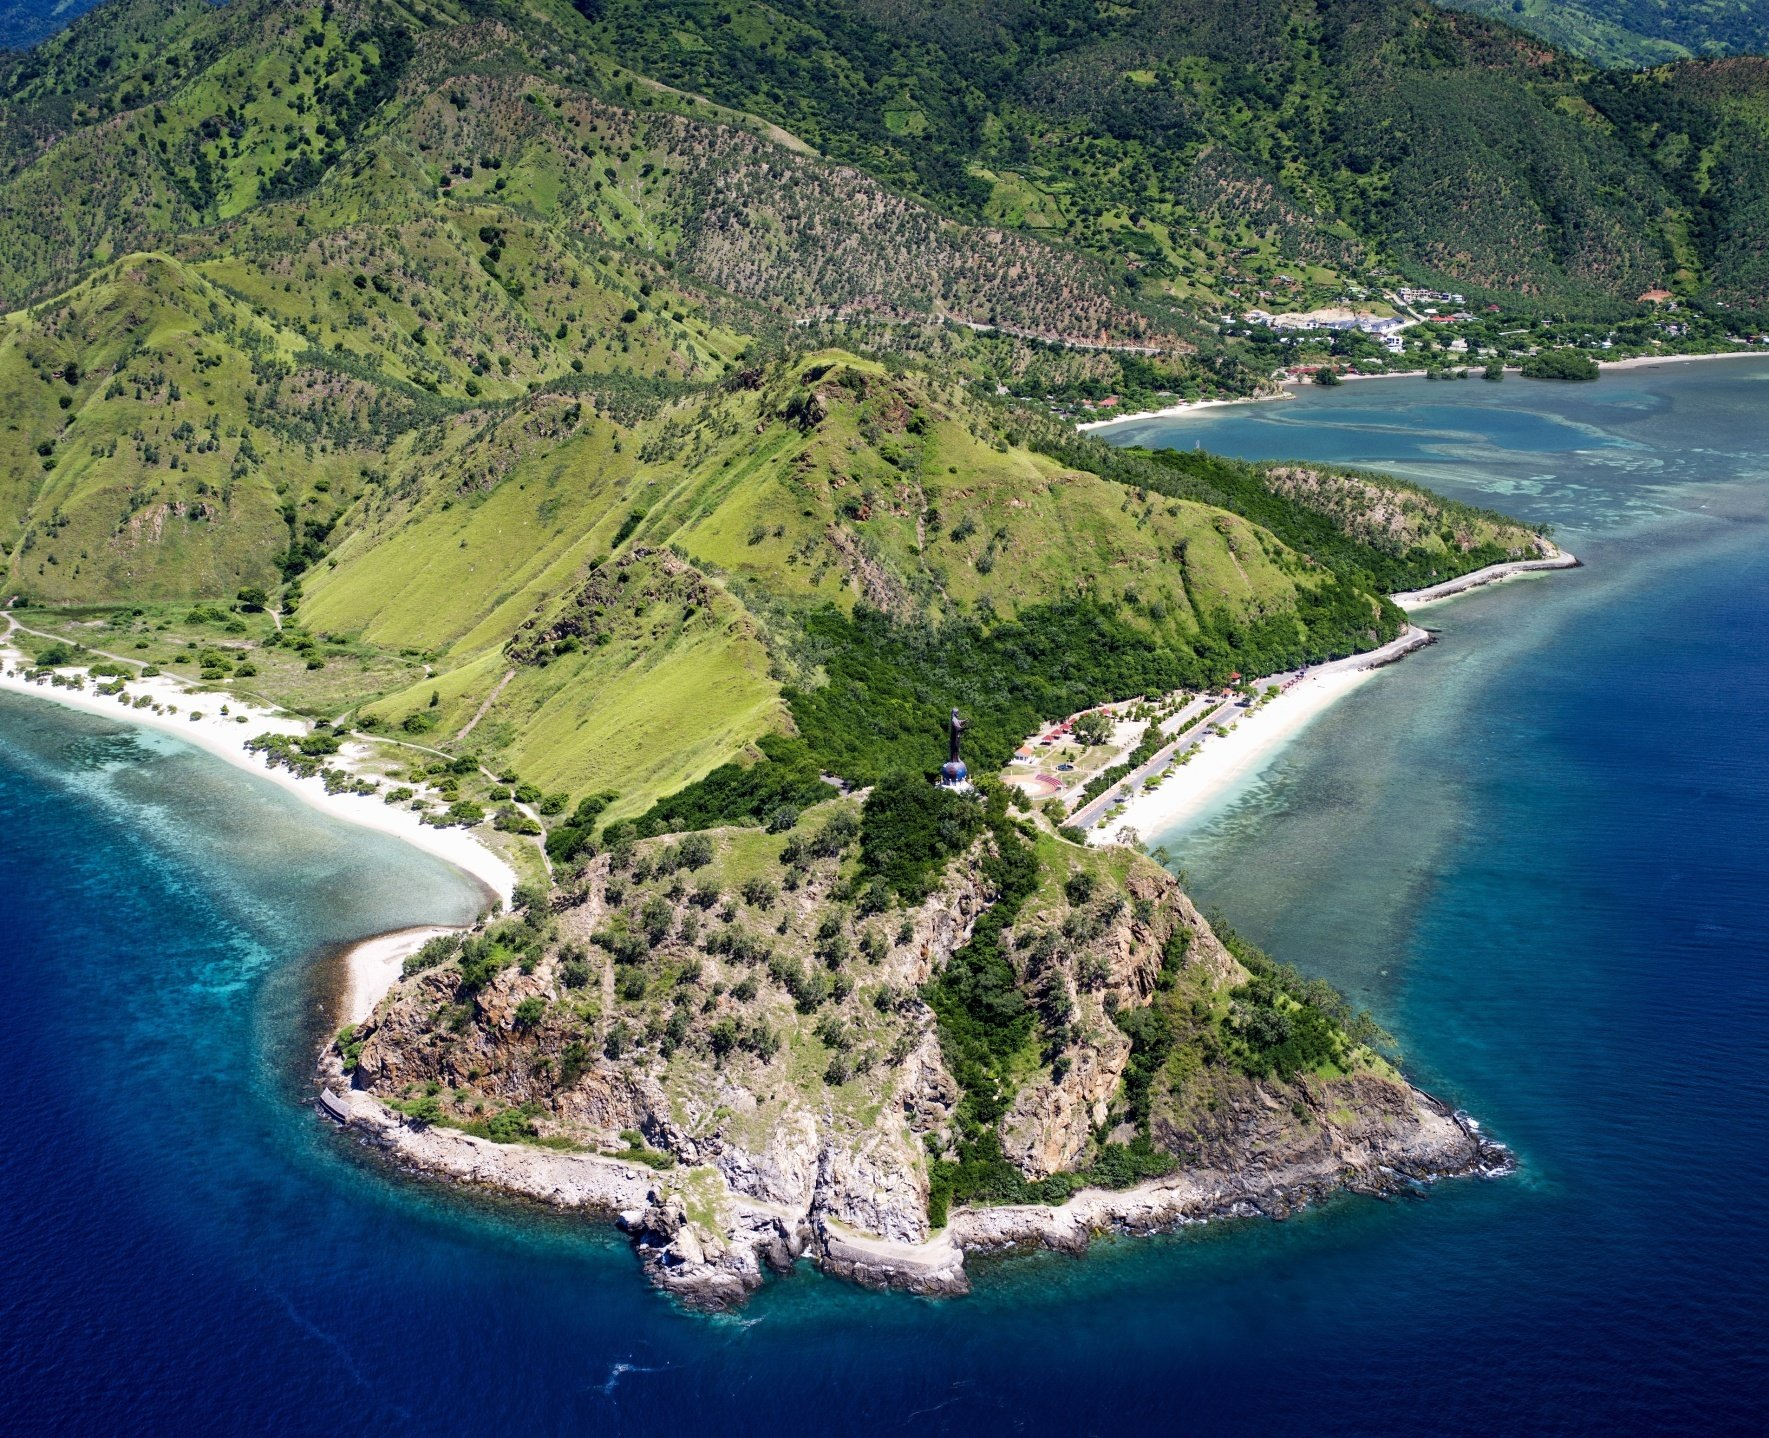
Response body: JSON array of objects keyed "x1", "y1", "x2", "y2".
[{"x1": 3, "y1": 359, "x2": 1767, "y2": 1434}]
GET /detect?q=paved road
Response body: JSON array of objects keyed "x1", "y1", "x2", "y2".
[
  {"x1": 1066, "y1": 694, "x2": 1244, "y2": 831},
  {"x1": 1064, "y1": 626, "x2": 1432, "y2": 832}
]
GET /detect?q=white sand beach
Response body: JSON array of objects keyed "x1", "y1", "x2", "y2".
[
  {"x1": 1075, "y1": 392, "x2": 1290, "y2": 431},
  {"x1": 1092, "y1": 627, "x2": 1431, "y2": 846},
  {"x1": 1090, "y1": 532, "x2": 1580, "y2": 846},
  {"x1": 1076, "y1": 348, "x2": 1764, "y2": 435},
  {"x1": 339, "y1": 926, "x2": 462, "y2": 1027},
  {"x1": 1595, "y1": 350, "x2": 1768, "y2": 373},
  {"x1": 0, "y1": 628, "x2": 517, "y2": 906}
]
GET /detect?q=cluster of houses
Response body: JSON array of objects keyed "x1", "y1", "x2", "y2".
[
  {"x1": 1395, "y1": 286, "x2": 1466, "y2": 307},
  {"x1": 1238, "y1": 308, "x2": 1410, "y2": 353}
]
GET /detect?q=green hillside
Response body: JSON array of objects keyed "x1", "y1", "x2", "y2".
[
  {"x1": 578, "y1": 0, "x2": 1769, "y2": 314},
  {"x1": 0, "y1": 0, "x2": 1587, "y2": 1268},
  {"x1": 0, "y1": 0, "x2": 1583, "y2": 822},
  {"x1": 1442, "y1": 1, "x2": 1769, "y2": 70},
  {"x1": 302, "y1": 352, "x2": 1414, "y2": 814},
  {"x1": 7, "y1": 329, "x2": 1544, "y2": 826},
  {"x1": 1592, "y1": 57, "x2": 1769, "y2": 310},
  {"x1": 1, "y1": 253, "x2": 364, "y2": 599}
]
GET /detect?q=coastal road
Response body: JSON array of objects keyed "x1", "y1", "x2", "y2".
[
  {"x1": 1066, "y1": 626, "x2": 1433, "y2": 834},
  {"x1": 1065, "y1": 694, "x2": 1245, "y2": 831}
]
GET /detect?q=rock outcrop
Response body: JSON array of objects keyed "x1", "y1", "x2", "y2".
[
  {"x1": 320, "y1": 1048, "x2": 1499, "y2": 1308},
  {"x1": 325, "y1": 812, "x2": 1508, "y2": 1309}
]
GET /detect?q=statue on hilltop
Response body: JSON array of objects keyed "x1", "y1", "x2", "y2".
[{"x1": 939, "y1": 708, "x2": 970, "y2": 789}]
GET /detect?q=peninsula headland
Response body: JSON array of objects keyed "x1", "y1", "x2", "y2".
[{"x1": 1, "y1": 0, "x2": 1719, "y2": 1309}]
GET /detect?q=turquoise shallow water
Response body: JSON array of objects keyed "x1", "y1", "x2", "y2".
[{"x1": 3, "y1": 359, "x2": 1769, "y2": 1434}]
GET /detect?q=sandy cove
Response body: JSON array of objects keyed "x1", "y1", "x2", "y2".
[
  {"x1": 337, "y1": 927, "x2": 464, "y2": 1027},
  {"x1": 1090, "y1": 626, "x2": 1430, "y2": 847},
  {"x1": 0, "y1": 627, "x2": 516, "y2": 911}
]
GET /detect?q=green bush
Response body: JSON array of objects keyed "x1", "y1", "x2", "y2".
[
  {"x1": 1521, "y1": 348, "x2": 1600, "y2": 381},
  {"x1": 485, "y1": 1106, "x2": 538, "y2": 1143},
  {"x1": 858, "y1": 773, "x2": 983, "y2": 902},
  {"x1": 636, "y1": 734, "x2": 828, "y2": 833},
  {"x1": 495, "y1": 805, "x2": 543, "y2": 835}
]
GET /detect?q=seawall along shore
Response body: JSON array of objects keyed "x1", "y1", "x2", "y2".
[{"x1": 1393, "y1": 550, "x2": 1581, "y2": 608}]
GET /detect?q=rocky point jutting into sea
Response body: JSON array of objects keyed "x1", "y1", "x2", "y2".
[
  {"x1": 320, "y1": 832, "x2": 1508, "y2": 1308},
  {"x1": 9, "y1": 358, "x2": 1769, "y2": 1433}
]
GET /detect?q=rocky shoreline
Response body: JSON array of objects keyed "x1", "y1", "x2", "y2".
[
  {"x1": 311, "y1": 814, "x2": 1519, "y2": 1312},
  {"x1": 316, "y1": 1052, "x2": 1508, "y2": 1309}
]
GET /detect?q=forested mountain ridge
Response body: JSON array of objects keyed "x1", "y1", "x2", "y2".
[
  {"x1": 5, "y1": 0, "x2": 1768, "y2": 325},
  {"x1": 0, "y1": 0, "x2": 1687, "y2": 801},
  {"x1": 576, "y1": 0, "x2": 1769, "y2": 313},
  {"x1": 1441, "y1": 0, "x2": 1769, "y2": 70}
]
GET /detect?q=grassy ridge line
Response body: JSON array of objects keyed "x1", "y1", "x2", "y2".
[
  {"x1": 1019, "y1": 418, "x2": 1553, "y2": 594},
  {"x1": 303, "y1": 351, "x2": 1441, "y2": 816}
]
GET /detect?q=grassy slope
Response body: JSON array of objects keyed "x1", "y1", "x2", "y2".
[
  {"x1": 1, "y1": 253, "x2": 347, "y2": 600},
  {"x1": 1, "y1": 0, "x2": 1553, "y2": 821},
  {"x1": 0, "y1": 0, "x2": 1205, "y2": 613},
  {"x1": 8, "y1": 0, "x2": 1767, "y2": 338},
  {"x1": 295, "y1": 353, "x2": 1336, "y2": 814}
]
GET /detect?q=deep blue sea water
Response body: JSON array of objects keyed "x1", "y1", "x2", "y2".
[{"x1": 4, "y1": 359, "x2": 1769, "y2": 1434}]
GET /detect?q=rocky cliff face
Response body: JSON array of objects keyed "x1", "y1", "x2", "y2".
[
  {"x1": 331, "y1": 810, "x2": 1504, "y2": 1307},
  {"x1": 999, "y1": 869, "x2": 1237, "y2": 1177}
]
